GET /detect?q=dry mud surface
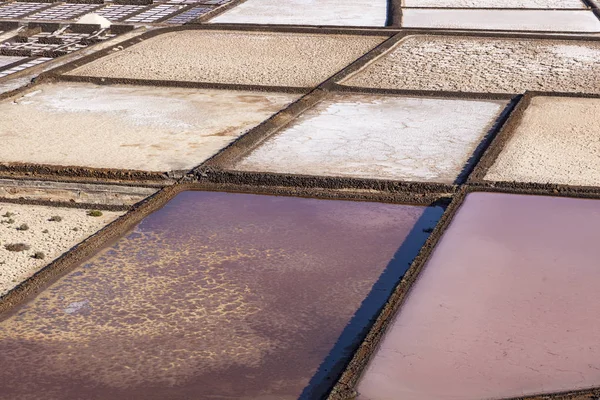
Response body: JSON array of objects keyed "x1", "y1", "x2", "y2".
[
  {"x1": 402, "y1": 10, "x2": 600, "y2": 32},
  {"x1": 0, "y1": 203, "x2": 121, "y2": 297},
  {"x1": 0, "y1": 191, "x2": 442, "y2": 400},
  {"x1": 68, "y1": 30, "x2": 387, "y2": 88},
  {"x1": 356, "y1": 192, "x2": 600, "y2": 400},
  {"x1": 342, "y1": 35, "x2": 600, "y2": 94},
  {"x1": 0, "y1": 82, "x2": 298, "y2": 172},
  {"x1": 235, "y1": 94, "x2": 506, "y2": 183},
  {"x1": 210, "y1": 0, "x2": 387, "y2": 26},
  {"x1": 485, "y1": 96, "x2": 600, "y2": 187},
  {"x1": 402, "y1": 0, "x2": 585, "y2": 7}
]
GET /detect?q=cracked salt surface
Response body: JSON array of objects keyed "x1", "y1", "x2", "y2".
[
  {"x1": 356, "y1": 193, "x2": 600, "y2": 400},
  {"x1": 0, "y1": 82, "x2": 298, "y2": 172},
  {"x1": 234, "y1": 94, "x2": 506, "y2": 183},
  {"x1": 342, "y1": 35, "x2": 600, "y2": 94}
]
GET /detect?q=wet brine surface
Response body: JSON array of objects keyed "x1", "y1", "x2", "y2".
[{"x1": 0, "y1": 191, "x2": 442, "y2": 400}]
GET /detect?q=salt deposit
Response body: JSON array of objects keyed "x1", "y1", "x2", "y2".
[
  {"x1": 76, "y1": 13, "x2": 111, "y2": 29},
  {"x1": 0, "y1": 82, "x2": 298, "y2": 172},
  {"x1": 485, "y1": 96, "x2": 600, "y2": 187},
  {"x1": 67, "y1": 30, "x2": 387, "y2": 87},
  {"x1": 403, "y1": 0, "x2": 585, "y2": 7},
  {"x1": 235, "y1": 94, "x2": 506, "y2": 183},
  {"x1": 210, "y1": 0, "x2": 387, "y2": 26},
  {"x1": 342, "y1": 35, "x2": 600, "y2": 94},
  {"x1": 402, "y1": 9, "x2": 600, "y2": 32}
]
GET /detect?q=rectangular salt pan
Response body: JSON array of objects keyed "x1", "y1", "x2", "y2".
[
  {"x1": 357, "y1": 193, "x2": 600, "y2": 400},
  {"x1": 402, "y1": 10, "x2": 600, "y2": 33},
  {"x1": 66, "y1": 30, "x2": 387, "y2": 88},
  {"x1": 234, "y1": 94, "x2": 506, "y2": 184},
  {"x1": 0, "y1": 191, "x2": 442, "y2": 399},
  {"x1": 485, "y1": 96, "x2": 600, "y2": 187},
  {"x1": 0, "y1": 82, "x2": 298, "y2": 172},
  {"x1": 210, "y1": 0, "x2": 387, "y2": 27},
  {"x1": 403, "y1": 0, "x2": 585, "y2": 7},
  {"x1": 342, "y1": 35, "x2": 600, "y2": 94}
]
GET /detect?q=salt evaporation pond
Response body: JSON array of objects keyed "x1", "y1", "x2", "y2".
[{"x1": 0, "y1": 191, "x2": 443, "y2": 399}]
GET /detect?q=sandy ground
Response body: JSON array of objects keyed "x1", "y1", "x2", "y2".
[
  {"x1": 342, "y1": 35, "x2": 600, "y2": 94},
  {"x1": 67, "y1": 30, "x2": 387, "y2": 88},
  {"x1": 0, "y1": 82, "x2": 298, "y2": 172},
  {"x1": 485, "y1": 97, "x2": 600, "y2": 187},
  {"x1": 0, "y1": 202, "x2": 122, "y2": 297},
  {"x1": 210, "y1": 0, "x2": 387, "y2": 26},
  {"x1": 403, "y1": 0, "x2": 585, "y2": 7},
  {"x1": 0, "y1": 56, "x2": 25, "y2": 69},
  {"x1": 235, "y1": 94, "x2": 506, "y2": 183},
  {"x1": 356, "y1": 193, "x2": 600, "y2": 400},
  {"x1": 0, "y1": 179, "x2": 157, "y2": 206},
  {"x1": 402, "y1": 9, "x2": 600, "y2": 32}
]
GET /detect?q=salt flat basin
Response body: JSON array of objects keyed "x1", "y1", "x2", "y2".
[
  {"x1": 356, "y1": 193, "x2": 600, "y2": 400},
  {"x1": 403, "y1": 0, "x2": 585, "y2": 7},
  {"x1": 402, "y1": 9, "x2": 600, "y2": 33},
  {"x1": 210, "y1": 0, "x2": 388, "y2": 27},
  {"x1": 0, "y1": 191, "x2": 443, "y2": 399},
  {"x1": 234, "y1": 94, "x2": 507, "y2": 183},
  {"x1": 485, "y1": 96, "x2": 600, "y2": 188},
  {"x1": 67, "y1": 30, "x2": 388, "y2": 88},
  {"x1": 341, "y1": 35, "x2": 600, "y2": 94},
  {"x1": 0, "y1": 82, "x2": 298, "y2": 172}
]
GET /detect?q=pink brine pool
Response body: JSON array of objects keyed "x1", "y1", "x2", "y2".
[
  {"x1": 0, "y1": 191, "x2": 443, "y2": 400},
  {"x1": 357, "y1": 192, "x2": 600, "y2": 400}
]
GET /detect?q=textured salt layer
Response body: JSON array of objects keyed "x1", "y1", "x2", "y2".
[
  {"x1": 68, "y1": 30, "x2": 387, "y2": 87},
  {"x1": 485, "y1": 97, "x2": 600, "y2": 187},
  {"x1": 210, "y1": 0, "x2": 387, "y2": 26},
  {"x1": 235, "y1": 94, "x2": 506, "y2": 183},
  {"x1": 0, "y1": 82, "x2": 297, "y2": 172},
  {"x1": 403, "y1": 0, "x2": 585, "y2": 8},
  {"x1": 0, "y1": 191, "x2": 442, "y2": 399},
  {"x1": 0, "y1": 203, "x2": 121, "y2": 297},
  {"x1": 402, "y1": 9, "x2": 600, "y2": 32},
  {"x1": 342, "y1": 35, "x2": 600, "y2": 94},
  {"x1": 357, "y1": 192, "x2": 600, "y2": 400},
  {"x1": 0, "y1": 56, "x2": 25, "y2": 68}
]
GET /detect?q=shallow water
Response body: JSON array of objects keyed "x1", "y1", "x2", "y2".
[
  {"x1": 357, "y1": 192, "x2": 600, "y2": 400},
  {"x1": 0, "y1": 191, "x2": 442, "y2": 400}
]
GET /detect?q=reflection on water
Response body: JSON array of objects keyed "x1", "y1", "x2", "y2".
[{"x1": 0, "y1": 191, "x2": 442, "y2": 400}]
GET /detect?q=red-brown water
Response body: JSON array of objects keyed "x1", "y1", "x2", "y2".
[{"x1": 0, "y1": 191, "x2": 440, "y2": 400}]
